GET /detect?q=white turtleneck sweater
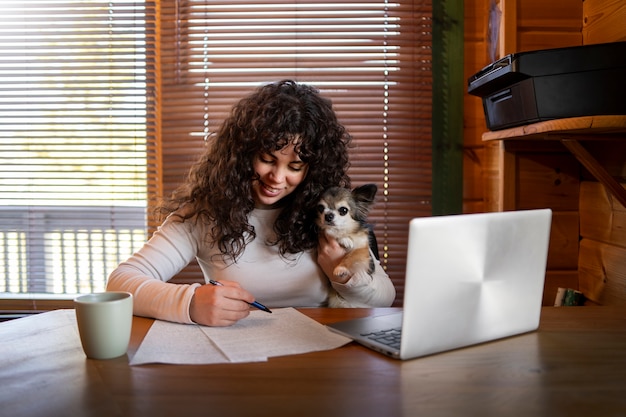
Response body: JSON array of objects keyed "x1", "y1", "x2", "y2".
[{"x1": 106, "y1": 207, "x2": 396, "y2": 324}]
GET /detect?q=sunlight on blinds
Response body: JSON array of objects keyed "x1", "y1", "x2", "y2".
[
  {"x1": 0, "y1": 1, "x2": 157, "y2": 299},
  {"x1": 0, "y1": 0, "x2": 149, "y2": 206},
  {"x1": 184, "y1": 1, "x2": 403, "y2": 139}
]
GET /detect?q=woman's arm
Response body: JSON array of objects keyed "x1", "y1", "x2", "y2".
[
  {"x1": 106, "y1": 217, "x2": 201, "y2": 323},
  {"x1": 328, "y1": 251, "x2": 396, "y2": 307},
  {"x1": 317, "y1": 235, "x2": 396, "y2": 307}
]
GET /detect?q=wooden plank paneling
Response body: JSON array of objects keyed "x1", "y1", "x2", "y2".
[
  {"x1": 463, "y1": 0, "x2": 491, "y2": 214},
  {"x1": 515, "y1": 152, "x2": 580, "y2": 210},
  {"x1": 547, "y1": 212, "x2": 580, "y2": 270},
  {"x1": 580, "y1": 181, "x2": 626, "y2": 248},
  {"x1": 583, "y1": 0, "x2": 626, "y2": 44},
  {"x1": 516, "y1": 0, "x2": 583, "y2": 52},
  {"x1": 578, "y1": 1, "x2": 626, "y2": 306},
  {"x1": 518, "y1": 32, "x2": 583, "y2": 52},
  {"x1": 517, "y1": 0, "x2": 583, "y2": 29},
  {"x1": 579, "y1": 238, "x2": 626, "y2": 305},
  {"x1": 463, "y1": 146, "x2": 485, "y2": 203},
  {"x1": 582, "y1": 141, "x2": 626, "y2": 181},
  {"x1": 464, "y1": 0, "x2": 626, "y2": 308},
  {"x1": 483, "y1": 141, "x2": 504, "y2": 212}
]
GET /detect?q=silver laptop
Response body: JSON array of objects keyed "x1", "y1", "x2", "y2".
[{"x1": 328, "y1": 209, "x2": 552, "y2": 360}]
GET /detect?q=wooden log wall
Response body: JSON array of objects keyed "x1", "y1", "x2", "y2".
[
  {"x1": 576, "y1": 0, "x2": 626, "y2": 305},
  {"x1": 463, "y1": 0, "x2": 626, "y2": 305}
]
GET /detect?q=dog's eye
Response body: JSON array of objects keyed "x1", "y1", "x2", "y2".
[
  {"x1": 338, "y1": 207, "x2": 349, "y2": 216},
  {"x1": 316, "y1": 204, "x2": 325, "y2": 214}
]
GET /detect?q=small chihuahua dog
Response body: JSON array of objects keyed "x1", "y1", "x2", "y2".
[{"x1": 316, "y1": 183, "x2": 378, "y2": 281}]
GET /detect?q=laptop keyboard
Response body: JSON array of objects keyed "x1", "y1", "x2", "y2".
[{"x1": 361, "y1": 327, "x2": 402, "y2": 350}]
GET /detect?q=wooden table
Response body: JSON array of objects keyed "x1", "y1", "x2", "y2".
[{"x1": 2, "y1": 307, "x2": 626, "y2": 417}]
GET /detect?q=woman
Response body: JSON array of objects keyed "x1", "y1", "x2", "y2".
[{"x1": 107, "y1": 80, "x2": 395, "y2": 326}]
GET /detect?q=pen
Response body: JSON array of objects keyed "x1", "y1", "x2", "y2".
[{"x1": 208, "y1": 279, "x2": 272, "y2": 313}]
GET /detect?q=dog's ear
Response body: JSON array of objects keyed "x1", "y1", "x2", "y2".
[
  {"x1": 351, "y1": 184, "x2": 377, "y2": 221},
  {"x1": 352, "y1": 183, "x2": 377, "y2": 205}
]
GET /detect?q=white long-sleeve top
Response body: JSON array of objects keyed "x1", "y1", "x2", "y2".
[{"x1": 106, "y1": 207, "x2": 396, "y2": 324}]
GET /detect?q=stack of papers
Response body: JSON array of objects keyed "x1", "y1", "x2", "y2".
[{"x1": 130, "y1": 307, "x2": 352, "y2": 365}]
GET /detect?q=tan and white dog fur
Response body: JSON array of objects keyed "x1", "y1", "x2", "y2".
[{"x1": 316, "y1": 184, "x2": 378, "y2": 281}]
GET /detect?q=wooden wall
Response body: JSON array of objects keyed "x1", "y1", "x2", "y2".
[
  {"x1": 462, "y1": 0, "x2": 582, "y2": 216},
  {"x1": 582, "y1": 0, "x2": 626, "y2": 44},
  {"x1": 463, "y1": 0, "x2": 626, "y2": 305},
  {"x1": 577, "y1": 0, "x2": 626, "y2": 305},
  {"x1": 463, "y1": 0, "x2": 583, "y2": 304},
  {"x1": 462, "y1": 0, "x2": 491, "y2": 215}
]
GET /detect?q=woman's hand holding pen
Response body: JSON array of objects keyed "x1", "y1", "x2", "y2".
[{"x1": 189, "y1": 280, "x2": 254, "y2": 326}]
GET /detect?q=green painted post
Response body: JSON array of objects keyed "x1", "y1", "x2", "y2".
[{"x1": 431, "y1": 0, "x2": 464, "y2": 216}]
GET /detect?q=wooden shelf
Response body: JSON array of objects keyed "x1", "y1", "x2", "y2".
[
  {"x1": 483, "y1": 115, "x2": 626, "y2": 141},
  {"x1": 483, "y1": 115, "x2": 626, "y2": 208}
]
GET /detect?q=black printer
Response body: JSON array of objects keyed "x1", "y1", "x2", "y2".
[{"x1": 467, "y1": 42, "x2": 626, "y2": 131}]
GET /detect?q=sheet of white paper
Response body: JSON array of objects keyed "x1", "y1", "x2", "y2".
[
  {"x1": 130, "y1": 307, "x2": 351, "y2": 365},
  {"x1": 130, "y1": 319, "x2": 232, "y2": 365},
  {"x1": 199, "y1": 307, "x2": 352, "y2": 362},
  {"x1": 2, "y1": 309, "x2": 83, "y2": 360}
]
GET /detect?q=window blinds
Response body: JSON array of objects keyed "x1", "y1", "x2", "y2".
[
  {"x1": 158, "y1": 0, "x2": 432, "y2": 305},
  {"x1": 0, "y1": 1, "x2": 158, "y2": 307}
]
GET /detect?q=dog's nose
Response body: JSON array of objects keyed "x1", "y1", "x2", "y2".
[{"x1": 324, "y1": 213, "x2": 334, "y2": 223}]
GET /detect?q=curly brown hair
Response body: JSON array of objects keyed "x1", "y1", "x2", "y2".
[{"x1": 161, "y1": 80, "x2": 352, "y2": 261}]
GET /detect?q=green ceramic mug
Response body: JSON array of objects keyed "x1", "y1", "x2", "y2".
[{"x1": 74, "y1": 291, "x2": 133, "y2": 360}]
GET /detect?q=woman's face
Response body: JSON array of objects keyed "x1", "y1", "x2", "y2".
[{"x1": 252, "y1": 142, "x2": 308, "y2": 209}]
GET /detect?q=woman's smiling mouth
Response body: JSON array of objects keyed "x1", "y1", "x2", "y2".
[{"x1": 259, "y1": 181, "x2": 282, "y2": 196}]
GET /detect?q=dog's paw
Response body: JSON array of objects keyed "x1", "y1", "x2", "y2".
[
  {"x1": 337, "y1": 237, "x2": 354, "y2": 251},
  {"x1": 333, "y1": 265, "x2": 352, "y2": 281}
]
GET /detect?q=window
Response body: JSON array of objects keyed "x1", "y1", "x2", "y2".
[
  {"x1": 160, "y1": 0, "x2": 432, "y2": 305},
  {"x1": 0, "y1": 1, "x2": 158, "y2": 311},
  {"x1": 0, "y1": 0, "x2": 431, "y2": 311}
]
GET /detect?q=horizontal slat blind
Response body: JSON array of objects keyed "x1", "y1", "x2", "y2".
[
  {"x1": 159, "y1": 0, "x2": 432, "y2": 305},
  {"x1": 0, "y1": 1, "x2": 158, "y2": 308}
]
